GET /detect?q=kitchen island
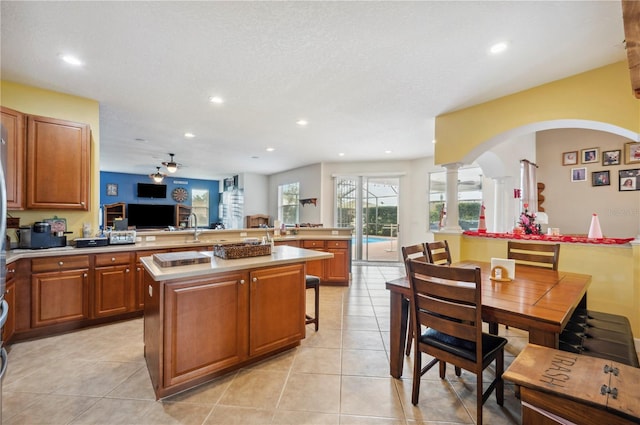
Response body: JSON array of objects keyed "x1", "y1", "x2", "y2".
[{"x1": 140, "y1": 245, "x2": 332, "y2": 399}]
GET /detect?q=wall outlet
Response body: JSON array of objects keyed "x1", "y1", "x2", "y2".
[
  {"x1": 148, "y1": 285, "x2": 153, "y2": 298},
  {"x1": 240, "y1": 232, "x2": 247, "y2": 237},
  {"x1": 145, "y1": 235, "x2": 156, "y2": 241},
  {"x1": 331, "y1": 230, "x2": 339, "y2": 235}
]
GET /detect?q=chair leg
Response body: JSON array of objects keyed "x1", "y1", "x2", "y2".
[
  {"x1": 411, "y1": 348, "x2": 421, "y2": 405},
  {"x1": 488, "y1": 322, "x2": 499, "y2": 335},
  {"x1": 476, "y1": 373, "x2": 484, "y2": 425},
  {"x1": 496, "y1": 348, "x2": 505, "y2": 406},
  {"x1": 405, "y1": 316, "x2": 413, "y2": 356},
  {"x1": 313, "y1": 280, "x2": 319, "y2": 331},
  {"x1": 454, "y1": 366, "x2": 461, "y2": 376},
  {"x1": 439, "y1": 361, "x2": 446, "y2": 379}
]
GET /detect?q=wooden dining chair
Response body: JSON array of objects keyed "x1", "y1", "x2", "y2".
[
  {"x1": 507, "y1": 241, "x2": 560, "y2": 270},
  {"x1": 401, "y1": 243, "x2": 428, "y2": 356},
  {"x1": 489, "y1": 241, "x2": 562, "y2": 334},
  {"x1": 425, "y1": 240, "x2": 452, "y2": 265},
  {"x1": 407, "y1": 259, "x2": 508, "y2": 425}
]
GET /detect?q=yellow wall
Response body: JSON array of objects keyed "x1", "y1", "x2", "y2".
[
  {"x1": 436, "y1": 233, "x2": 640, "y2": 338},
  {"x1": 434, "y1": 61, "x2": 640, "y2": 165},
  {"x1": 1, "y1": 80, "x2": 100, "y2": 240}
]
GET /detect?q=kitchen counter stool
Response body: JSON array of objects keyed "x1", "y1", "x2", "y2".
[{"x1": 305, "y1": 275, "x2": 320, "y2": 331}]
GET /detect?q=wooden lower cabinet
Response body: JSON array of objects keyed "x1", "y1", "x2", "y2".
[
  {"x1": 31, "y1": 268, "x2": 89, "y2": 328},
  {"x1": 3, "y1": 273, "x2": 16, "y2": 343},
  {"x1": 249, "y1": 264, "x2": 305, "y2": 357},
  {"x1": 93, "y1": 252, "x2": 134, "y2": 318},
  {"x1": 162, "y1": 271, "x2": 248, "y2": 388},
  {"x1": 144, "y1": 262, "x2": 306, "y2": 399},
  {"x1": 301, "y1": 239, "x2": 350, "y2": 285},
  {"x1": 325, "y1": 240, "x2": 350, "y2": 283}
]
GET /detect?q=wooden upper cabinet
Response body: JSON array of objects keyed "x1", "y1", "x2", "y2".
[
  {"x1": 1, "y1": 106, "x2": 26, "y2": 210},
  {"x1": 26, "y1": 114, "x2": 90, "y2": 210}
]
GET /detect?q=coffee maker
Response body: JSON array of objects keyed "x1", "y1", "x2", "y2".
[{"x1": 17, "y1": 222, "x2": 66, "y2": 249}]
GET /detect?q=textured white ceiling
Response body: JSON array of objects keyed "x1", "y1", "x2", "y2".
[{"x1": 0, "y1": 1, "x2": 627, "y2": 180}]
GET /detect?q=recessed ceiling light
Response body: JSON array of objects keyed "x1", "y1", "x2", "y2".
[
  {"x1": 209, "y1": 96, "x2": 224, "y2": 104},
  {"x1": 60, "y1": 54, "x2": 83, "y2": 66},
  {"x1": 338, "y1": 152, "x2": 345, "y2": 157},
  {"x1": 489, "y1": 42, "x2": 508, "y2": 55},
  {"x1": 266, "y1": 147, "x2": 275, "y2": 152},
  {"x1": 296, "y1": 120, "x2": 308, "y2": 126},
  {"x1": 432, "y1": 139, "x2": 437, "y2": 144},
  {"x1": 184, "y1": 132, "x2": 195, "y2": 138},
  {"x1": 385, "y1": 150, "x2": 392, "y2": 154}
]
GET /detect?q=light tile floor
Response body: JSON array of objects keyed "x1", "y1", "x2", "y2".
[{"x1": 3, "y1": 263, "x2": 528, "y2": 424}]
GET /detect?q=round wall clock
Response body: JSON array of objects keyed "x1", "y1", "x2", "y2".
[{"x1": 171, "y1": 187, "x2": 189, "y2": 203}]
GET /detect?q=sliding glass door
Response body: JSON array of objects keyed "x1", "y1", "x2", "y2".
[{"x1": 336, "y1": 176, "x2": 399, "y2": 262}]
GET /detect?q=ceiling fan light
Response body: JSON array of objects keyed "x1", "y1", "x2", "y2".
[
  {"x1": 149, "y1": 166, "x2": 165, "y2": 182},
  {"x1": 162, "y1": 153, "x2": 181, "y2": 173}
]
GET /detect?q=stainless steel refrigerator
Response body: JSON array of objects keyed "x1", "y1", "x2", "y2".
[{"x1": 0, "y1": 123, "x2": 10, "y2": 422}]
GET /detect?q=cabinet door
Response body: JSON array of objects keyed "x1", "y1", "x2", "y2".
[
  {"x1": 302, "y1": 240, "x2": 326, "y2": 279},
  {"x1": 3, "y1": 278, "x2": 16, "y2": 343},
  {"x1": 325, "y1": 241, "x2": 350, "y2": 284},
  {"x1": 31, "y1": 269, "x2": 89, "y2": 327},
  {"x1": 163, "y1": 272, "x2": 248, "y2": 387},
  {"x1": 1, "y1": 106, "x2": 26, "y2": 210},
  {"x1": 26, "y1": 115, "x2": 90, "y2": 210},
  {"x1": 249, "y1": 264, "x2": 305, "y2": 357},
  {"x1": 94, "y1": 265, "x2": 133, "y2": 318}
]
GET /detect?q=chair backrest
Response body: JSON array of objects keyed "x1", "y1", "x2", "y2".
[
  {"x1": 507, "y1": 241, "x2": 560, "y2": 270},
  {"x1": 401, "y1": 244, "x2": 428, "y2": 274},
  {"x1": 425, "y1": 240, "x2": 452, "y2": 265},
  {"x1": 407, "y1": 260, "x2": 483, "y2": 360}
]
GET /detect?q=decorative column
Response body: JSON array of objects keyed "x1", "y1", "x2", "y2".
[
  {"x1": 492, "y1": 177, "x2": 510, "y2": 233},
  {"x1": 441, "y1": 162, "x2": 463, "y2": 233}
]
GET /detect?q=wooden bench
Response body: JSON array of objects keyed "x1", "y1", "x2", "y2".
[
  {"x1": 504, "y1": 344, "x2": 640, "y2": 425},
  {"x1": 559, "y1": 309, "x2": 639, "y2": 368}
]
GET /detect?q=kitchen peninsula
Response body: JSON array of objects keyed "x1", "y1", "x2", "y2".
[{"x1": 141, "y1": 245, "x2": 333, "y2": 399}]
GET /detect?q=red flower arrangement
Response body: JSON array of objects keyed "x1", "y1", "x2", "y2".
[{"x1": 519, "y1": 203, "x2": 541, "y2": 235}]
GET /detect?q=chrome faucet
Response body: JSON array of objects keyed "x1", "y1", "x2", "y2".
[{"x1": 190, "y1": 212, "x2": 200, "y2": 241}]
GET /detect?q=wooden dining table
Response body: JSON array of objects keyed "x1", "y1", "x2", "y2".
[{"x1": 385, "y1": 261, "x2": 591, "y2": 379}]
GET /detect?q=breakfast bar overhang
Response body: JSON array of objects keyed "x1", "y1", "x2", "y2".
[{"x1": 140, "y1": 245, "x2": 332, "y2": 399}]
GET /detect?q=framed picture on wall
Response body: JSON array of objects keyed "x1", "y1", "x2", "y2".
[
  {"x1": 602, "y1": 149, "x2": 621, "y2": 166},
  {"x1": 591, "y1": 171, "x2": 610, "y2": 187},
  {"x1": 106, "y1": 183, "x2": 118, "y2": 196},
  {"x1": 623, "y1": 142, "x2": 640, "y2": 164},
  {"x1": 619, "y1": 169, "x2": 640, "y2": 191},
  {"x1": 562, "y1": 151, "x2": 578, "y2": 166},
  {"x1": 571, "y1": 167, "x2": 586, "y2": 182},
  {"x1": 581, "y1": 148, "x2": 599, "y2": 164}
]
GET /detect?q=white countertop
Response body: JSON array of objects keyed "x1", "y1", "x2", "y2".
[{"x1": 140, "y1": 245, "x2": 333, "y2": 281}]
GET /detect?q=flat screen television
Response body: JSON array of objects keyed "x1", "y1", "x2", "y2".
[
  {"x1": 137, "y1": 183, "x2": 167, "y2": 199},
  {"x1": 127, "y1": 204, "x2": 175, "y2": 229}
]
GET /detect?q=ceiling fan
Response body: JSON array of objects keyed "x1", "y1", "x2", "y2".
[
  {"x1": 162, "y1": 153, "x2": 182, "y2": 173},
  {"x1": 149, "y1": 166, "x2": 166, "y2": 183}
]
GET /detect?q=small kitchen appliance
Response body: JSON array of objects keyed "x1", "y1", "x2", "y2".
[{"x1": 17, "y1": 224, "x2": 66, "y2": 249}]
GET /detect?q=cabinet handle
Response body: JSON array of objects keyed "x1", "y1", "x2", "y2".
[
  {"x1": 81, "y1": 201, "x2": 85, "y2": 206},
  {"x1": 111, "y1": 257, "x2": 116, "y2": 262},
  {"x1": 59, "y1": 261, "x2": 64, "y2": 266},
  {"x1": 136, "y1": 267, "x2": 141, "y2": 272},
  {"x1": 83, "y1": 273, "x2": 88, "y2": 278},
  {"x1": 239, "y1": 279, "x2": 245, "y2": 284},
  {"x1": 252, "y1": 277, "x2": 258, "y2": 282},
  {"x1": 7, "y1": 269, "x2": 15, "y2": 273},
  {"x1": 125, "y1": 269, "x2": 130, "y2": 273}
]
